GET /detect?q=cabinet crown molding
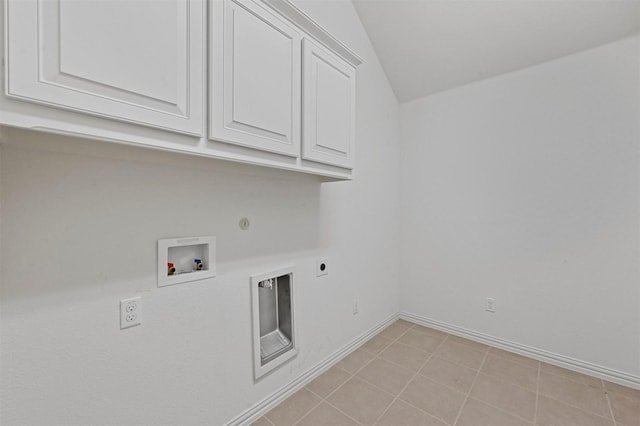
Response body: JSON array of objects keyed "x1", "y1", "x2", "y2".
[{"x1": 262, "y1": 0, "x2": 364, "y2": 67}]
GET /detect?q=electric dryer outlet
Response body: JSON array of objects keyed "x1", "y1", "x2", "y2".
[{"x1": 316, "y1": 258, "x2": 329, "y2": 276}]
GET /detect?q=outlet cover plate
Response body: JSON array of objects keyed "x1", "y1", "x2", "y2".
[
  {"x1": 121, "y1": 297, "x2": 142, "y2": 329},
  {"x1": 485, "y1": 297, "x2": 496, "y2": 313}
]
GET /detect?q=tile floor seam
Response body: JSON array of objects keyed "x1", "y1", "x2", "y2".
[
  {"x1": 415, "y1": 362, "x2": 481, "y2": 396},
  {"x1": 446, "y1": 338, "x2": 491, "y2": 354},
  {"x1": 538, "y1": 374, "x2": 614, "y2": 421},
  {"x1": 372, "y1": 331, "x2": 450, "y2": 425},
  {"x1": 360, "y1": 326, "x2": 409, "y2": 357},
  {"x1": 439, "y1": 335, "x2": 489, "y2": 353},
  {"x1": 303, "y1": 373, "x2": 366, "y2": 425},
  {"x1": 327, "y1": 327, "x2": 405, "y2": 390},
  {"x1": 384, "y1": 340, "x2": 432, "y2": 353},
  {"x1": 261, "y1": 415, "x2": 275, "y2": 426},
  {"x1": 540, "y1": 366, "x2": 607, "y2": 389},
  {"x1": 395, "y1": 341, "x2": 440, "y2": 353},
  {"x1": 539, "y1": 374, "x2": 613, "y2": 419},
  {"x1": 376, "y1": 352, "x2": 432, "y2": 374},
  {"x1": 603, "y1": 391, "x2": 619, "y2": 426},
  {"x1": 463, "y1": 395, "x2": 537, "y2": 425},
  {"x1": 489, "y1": 349, "x2": 541, "y2": 369},
  {"x1": 451, "y1": 345, "x2": 490, "y2": 426},
  {"x1": 351, "y1": 371, "x2": 405, "y2": 399},
  {"x1": 395, "y1": 378, "x2": 467, "y2": 426},
  {"x1": 302, "y1": 397, "x2": 365, "y2": 426},
  {"x1": 324, "y1": 399, "x2": 366, "y2": 425},
  {"x1": 484, "y1": 353, "x2": 540, "y2": 372},
  {"x1": 599, "y1": 377, "x2": 619, "y2": 425},
  {"x1": 427, "y1": 352, "x2": 486, "y2": 373},
  {"x1": 350, "y1": 349, "x2": 385, "y2": 375},
  {"x1": 309, "y1": 367, "x2": 354, "y2": 401},
  {"x1": 372, "y1": 357, "x2": 435, "y2": 424},
  {"x1": 305, "y1": 326, "x2": 413, "y2": 426},
  {"x1": 533, "y1": 358, "x2": 541, "y2": 424},
  {"x1": 395, "y1": 398, "x2": 453, "y2": 426},
  {"x1": 290, "y1": 397, "x2": 325, "y2": 426},
  {"x1": 476, "y1": 370, "x2": 542, "y2": 394},
  {"x1": 537, "y1": 393, "x2": 617, "y2": 424},
  {"x1": 316, "y1": 325, "x2": 413, "y2": 425}
]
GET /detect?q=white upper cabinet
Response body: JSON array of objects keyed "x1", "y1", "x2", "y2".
[
  {"x1": 210, "y1": 0, "x2": 301, "y2": 157},
  {"x1": 302, "y1": 38, "x2": 356, "y2": 169},
  {"x1": 2, "y1": 0, "x2": 363, "y2": 179},
  {"x1": 5, "y1": 0, "x2": 205, "y2": 136}
]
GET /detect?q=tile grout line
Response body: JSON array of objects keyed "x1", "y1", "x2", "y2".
[
  {"x1": 302, "y1": 358, "x2": 366, "y2": 425},
  {"x1": 489, "y1": 350, "x2": 541, "y2": 369},
  {"x1": 320, "y1": 398, "x2": 365, "y2": 426},
  {"x1": 462, "y1": 394, "x2": 537, "y2": 425},
  {"x1": 536, "y1": 392, "x2": 617, "y2": 424},
  {"x1": 264, "y1": 320, "x2": 635, "y2": 426},
  {"x1": 541, "y1": 367, "x2": 609, "y2": 388},
  {"x1": 299, "y1": 322, "x2": 415, "y2": 426},
  {"x1": 537, "y1": 367, "x2": 621, "y2": 421},
  {"x1": 372, "y1": 331, "x2": 451, "y2": 425},
  {"x1": 451, "y1": 346, "x2": 490, "y2": 426},
  {"x1": 533, "y1": 360, "x2": 541, "y2": 425},
  {"x1": 602, "y1": 379, "x2": 618, "y2": 426},
  {"x1": 297, "y1": 387, "x2": 364, "y2": 426},
  {"x1": 386, "y1": 336, "x2": 520, "y2": 426},
  {"x1": 289, "y1": 325, "x2": 410, "y2": 426},
  {"x1": 536, "y1": 374, "x2": 619, "y2": 422},
  {"x1": 290, "y1": 391, "x2": 329, "y2": 426},
  {"x1": 305, "y1": 350, "x2": 373, "y2": 426}
]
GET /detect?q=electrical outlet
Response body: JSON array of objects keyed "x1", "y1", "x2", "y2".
[
  {"x1": 353, "y1": 299, "x2": 359, "y2": 315},
  {"x1": 120, "y1": 297, "x2": 142, "y2": 329},
  {"x1": 485, "y1": 297, "x2": 496, "y2": 313},
  {"x1": 316, "y1": 257, "x2": 328, "y2": 276}
]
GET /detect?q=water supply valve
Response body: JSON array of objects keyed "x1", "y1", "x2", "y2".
[{"x1": 259, "y1": 278, "x2": 274, "y2": 290}]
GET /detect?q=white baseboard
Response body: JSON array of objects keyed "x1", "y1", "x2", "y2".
[
  {"x1": 226, "y1": 313, "x2": 399, "y2": 426},
  {"x1": 400, "y1": 312, "x2": 640, "y2": 390}
]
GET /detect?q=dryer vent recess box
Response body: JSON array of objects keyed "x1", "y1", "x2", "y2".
[{"x1": 158, "y1": 236, "x2": 216, "y2": 287}]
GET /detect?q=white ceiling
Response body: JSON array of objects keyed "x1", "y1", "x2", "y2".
[{"x1": 352, "y1": 0, "x2": 640, "y2": 102}]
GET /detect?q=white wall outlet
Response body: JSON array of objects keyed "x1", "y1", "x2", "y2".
[
  {"x1": 352, "y1": 299, "x2": 359, "y2": 315},
  {"x1": 316, "y1": 257, "x2": 328, "y2": 276},
  {"x1": 120, "y1": 297, "x2": 142, "y2": 329},
  {"x1": 485, "y1": 297, "x2": 496, "y2": 313}
]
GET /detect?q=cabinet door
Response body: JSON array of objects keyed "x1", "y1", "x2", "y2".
[
  {"x1": 302, "y1": 39, "x2": 356, "y2": 169},
  {"x1": 210, "y1": 0, "x2": 301, "y2": 157},
  {"x1": 5, "y1": 0, "x2": 204, "y2": 136}
]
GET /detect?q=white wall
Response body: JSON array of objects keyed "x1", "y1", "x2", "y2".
[
  {"x1": 400, "y1": 35, "x2": 640, "y2": 378},
  {"x1": 0, "y1": 1, "x2": 401, "y2": 424}
]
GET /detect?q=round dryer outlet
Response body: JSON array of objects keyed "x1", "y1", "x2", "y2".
[{"x1": 316, "y1": 258, "x2": 328, "y2": 276}]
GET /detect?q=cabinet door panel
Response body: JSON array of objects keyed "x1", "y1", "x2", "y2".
[
  {"x1": 302, "y1": 39, "x2": 355, "y2": 169},
  {"x1": 210, "y1": 0, "x2": 301, "y2": 157},
  {"x1": 6, "y1": 0, "x2": 204, "y2": 135}
]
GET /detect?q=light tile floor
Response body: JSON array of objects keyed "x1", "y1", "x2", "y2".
[{"x1": 253, "y1": 320, "x2": 640, "y2": 426}]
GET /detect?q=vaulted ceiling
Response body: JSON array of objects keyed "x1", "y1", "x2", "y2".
[{"x1": 352, "y1": 0, "x2": 640, "y2": 102}]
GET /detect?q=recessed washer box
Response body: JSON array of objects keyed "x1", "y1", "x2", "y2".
[
  {"x1": 158, "y1": 236, "x2": 216, "y2": 287},
  {"x1": 251, "y1": 265, "x2": 297, "y2": 380}
]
